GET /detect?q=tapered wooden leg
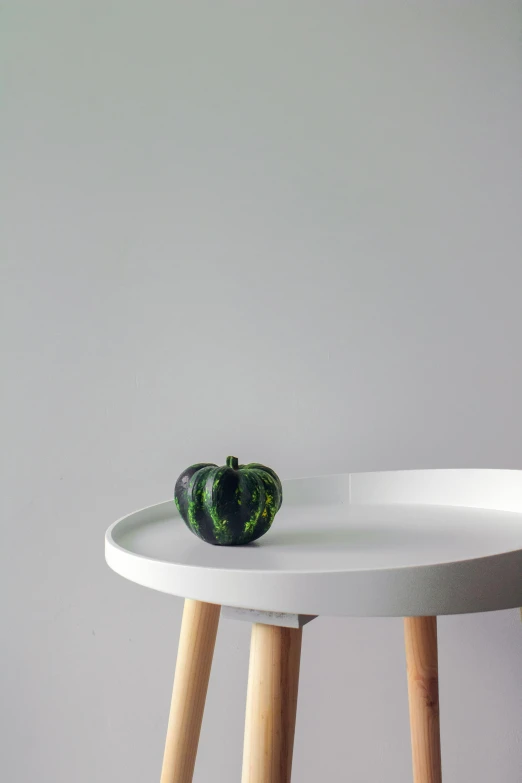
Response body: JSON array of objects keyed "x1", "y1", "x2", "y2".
[
  {"x1": 160, "y1": 599, "x2": 220, "y2": 783},
  {"x1": 404, "y1": 616, "x2": 442, "y2": 783},
  {"x1": 242, "y1": 623, "x2": 302, "y2": 783}
]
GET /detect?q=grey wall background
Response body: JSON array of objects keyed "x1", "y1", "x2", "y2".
[{"x1": 2, "y1": 1, "x2": 522, "y2": 781}]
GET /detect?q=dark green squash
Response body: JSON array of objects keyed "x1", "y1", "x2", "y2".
[{"x1": 174, "y1": 456, "x2": 283, "y2": 545}]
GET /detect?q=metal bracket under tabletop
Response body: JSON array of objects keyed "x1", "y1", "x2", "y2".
[{"x1": 221, "y1": 605, "x2": 317, "y2": 629}]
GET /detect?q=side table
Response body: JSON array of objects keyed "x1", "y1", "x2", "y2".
[{"x1": 105, "y1": 469, "x2": 522, "y2": 782}]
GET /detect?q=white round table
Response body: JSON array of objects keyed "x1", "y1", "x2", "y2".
[{"x1": 105, "y1": 469, "x2": 522, "y2": 783}]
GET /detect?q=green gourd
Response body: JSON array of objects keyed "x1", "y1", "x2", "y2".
[{"x1": 174, "y1": 456, "x2": 283, "y2": 546}]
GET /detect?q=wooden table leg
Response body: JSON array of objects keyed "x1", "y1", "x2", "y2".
[
  {"x1": 242, "y1": 623, "x2": 302, "y2": 783},
  {"x1": 160, "y1": 599, "x2": 220, "y2": 783},
  {"x1": 404, "y1": 616, "x2": 442, "y2": 783}
]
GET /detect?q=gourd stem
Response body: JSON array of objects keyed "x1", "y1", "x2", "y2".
[{"x1": 226, "y1": 456, "x2": 239, "y2": 470}]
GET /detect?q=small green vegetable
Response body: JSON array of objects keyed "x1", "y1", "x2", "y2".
[{"x1": 174, "y1": 456, "x2": 282, "y2": 546}]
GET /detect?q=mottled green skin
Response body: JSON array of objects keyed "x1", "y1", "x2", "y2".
[{"x1": 174, "y1": 458, "x2": 282, "y2": 546}]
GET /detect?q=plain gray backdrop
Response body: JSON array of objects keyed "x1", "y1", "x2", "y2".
[{"x1": 2, "y1": 1, "x2": 522, "y2": 781}]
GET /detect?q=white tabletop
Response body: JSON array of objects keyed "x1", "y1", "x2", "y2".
[{"x1": 105, "y1": 469, "x2": 522, "y2": 617}]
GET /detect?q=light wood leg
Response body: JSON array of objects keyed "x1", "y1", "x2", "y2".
[
  {"x1": 404, "y1": 616, "x2": 442, "y2": 783},
  {"x1": 242, "y1": 623, "x2": 302, "y2": 783},
  {"x1": 160, "y1": 599, "x2": 220, "y2": 783}
]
